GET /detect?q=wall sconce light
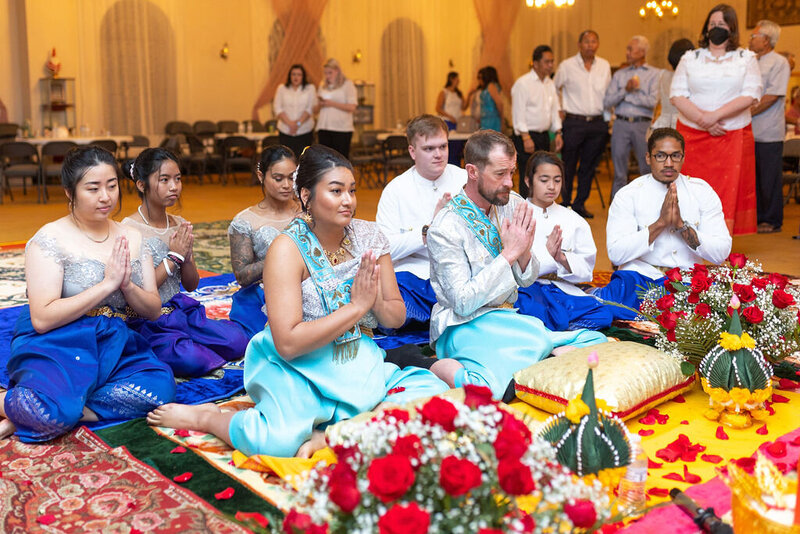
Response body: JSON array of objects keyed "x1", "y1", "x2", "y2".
[
  {"x1": 352, "y1": 50, "x2": 362, "y2": 63},
  {"x1": 220, "y1": 42, "x2": 229, "y2": 60}
]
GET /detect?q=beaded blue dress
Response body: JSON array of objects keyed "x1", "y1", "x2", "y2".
[{"x1": 6, "y1": 229, "x2": 175, "y2": 442}]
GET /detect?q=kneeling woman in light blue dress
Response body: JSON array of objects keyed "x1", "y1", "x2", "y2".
[
  {"x1": 123, "y1": 148, "x2": 249, "y2": 377},
  {"x1": 228, "y1": 145, "x2": 301, "y2": 338},
  {"x1": 148, "y1": 145, "x2": 448, "y2": 457},
  {"x1": 0, "y1": 146, "x2": 175, "y2": 441}
]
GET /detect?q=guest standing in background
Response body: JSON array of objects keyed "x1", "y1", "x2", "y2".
[
  {"x1": 787, "y1": 86, "x2": 800, "y2": 127},
  {"x1": 123, "y1": 148, "x2": 248, "y2": 377},
  {"x1": 273, "y1": 64, "x2": 316, "y2": 158},
  {"x1": 511, "y1": 45, "x2": 563, "y2": 199},
  {"x1": 749, "y1": 20, "x2": 791, "y2": 234},
  {"x1": 670, "y1": 3, "x2": 763, "y2": 236},
  {"x1": 554, "y1": 30, "x2": 611, "y2": 220},
  {"x1": 315, "y1": 58, "x2": 357, "y2": 160},
  {"x1": 604, "y1": 35, "x2": 660, "y2": 200},
  {"x1": 467, "y1": 67, "x2": 503, "y2": 132},
  {"x1": 652, "y1": 39, "x2": 695, "y2": 130},
  {"x1": 228, "y1": 146, "x2": 300, "y2": 338},
  {"x1": 435, "y1": 72, "x2": 464, "y2": 130}
]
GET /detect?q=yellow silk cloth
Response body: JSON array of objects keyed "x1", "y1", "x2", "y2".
[
  {"x1": 231, "y1": 448, "x2": 337, "y2": 491},
  {"x1": 509, "y1": 383, "x2": 800, "y2": 502}
]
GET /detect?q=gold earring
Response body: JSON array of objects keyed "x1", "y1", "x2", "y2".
[{"x1": 302, "y1": 211, "x2": 313, "y2": 225}]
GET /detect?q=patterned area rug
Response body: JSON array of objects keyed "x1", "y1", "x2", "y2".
[{"x1": 0, "y1": 427, "x2": 249, "y2": 533}]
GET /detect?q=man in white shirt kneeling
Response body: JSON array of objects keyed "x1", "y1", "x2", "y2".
[
  {"x1": 594, "y1": 127, "x2": 732, "y2": 313},
  {"x1": 376, "y1": 114, "x2": 467, "y2": 328}
]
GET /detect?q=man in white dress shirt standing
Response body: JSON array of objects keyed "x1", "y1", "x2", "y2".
[
  {"x1": 376, "y1": 114, "x2": 467, "y2": 327},
  {"x1": 596, "y1": 127, "x2": 732, "y2": 312},
  {"x1": 554, "y1": 30, "x2": 611, "y2": 219},
  {"x1": 511, "y1": 45, "x2": 564, "y2": 199}
]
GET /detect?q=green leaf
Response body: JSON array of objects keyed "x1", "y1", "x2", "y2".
[{"x1": 680, "y1": 361, "x2": 696, "y2": 376}]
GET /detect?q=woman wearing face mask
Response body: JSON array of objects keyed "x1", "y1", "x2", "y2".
[
  {"x1": 670, "y1": 3, "x2": 763, "y2": 236},
  {"x1": 123, "y1": 148, "x2": 249, "y2": 377}
]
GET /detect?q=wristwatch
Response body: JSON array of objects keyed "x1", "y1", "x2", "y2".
[{"x1": 421, "y1": 225, "x2": 430, "y2": 237}]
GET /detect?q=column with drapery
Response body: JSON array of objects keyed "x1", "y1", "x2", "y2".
[
  {"x1": 472, "y1": 0, "x2": 521, "y2": 102},
  {"x1": 251, "y1": 0, "x2": 328, "y2": 121}
]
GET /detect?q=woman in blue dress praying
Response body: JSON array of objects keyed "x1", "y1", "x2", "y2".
[
  {"x1": 0, "y1": 146, "x2": 175, "y2": 441},
  {"x1": 147, "y1": 145, "x2": 448, "y2": 457},
  {"x1": 122, "y1": 148, "x2": 248, "y2": 377}
]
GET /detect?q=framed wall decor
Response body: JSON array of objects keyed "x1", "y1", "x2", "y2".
[{"x1": 747, "y1": 0, "x2": 800, "y2": 28}]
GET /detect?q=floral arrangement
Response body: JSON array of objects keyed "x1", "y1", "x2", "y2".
[
  {"x1": 282, "y1": 386, "x2": 611, "y2": 533},
  {"x1": 539, "y1": 351, "x2": 633, "y2": 491},
  {"x1": 639, "y1": 253, "x2": 800, "y2": 374}
]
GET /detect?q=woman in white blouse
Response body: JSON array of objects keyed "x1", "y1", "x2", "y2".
[
  {"x1": 435, "y1": 72, "x2": 464, "y2": 130},
  {"x1": 273, "y1": 64, "x2": 316, "y2": 158},
  {"x1": 314, "y1": 58, "x2": 358, "y2": 159},
  {"x1": 670, "y1": 4, "x2": 763, "y2": 236}
]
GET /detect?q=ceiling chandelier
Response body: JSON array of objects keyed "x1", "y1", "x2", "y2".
[
  {"x1": 639, "y1": 0, "x2": 678, "y2": 18},
  {"x1": 526, "y1": 0, "x2": 575, "y2": 7}
]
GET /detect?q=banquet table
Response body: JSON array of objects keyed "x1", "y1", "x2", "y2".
[
  {"x1": 213, "y1": 132, "x2": 274, "y2": 142},
  {"x1": 16, "y1": 135, "x2": 134, "y2": 147}
]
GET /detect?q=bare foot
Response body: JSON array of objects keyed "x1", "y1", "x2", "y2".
[
  {"x1": 551, "y1": 345, "x2": 579, "y2": 357},
  {"x1": 295, "y1": 430, "x2": 327, "y2": 459},
  {"x1": 146, "y1": 402, "x2": 222, "y2": 430},
  {"x1": 0, "y1": 418, "x2": 16, "y2": 440},
  {"x1": 430, "y1": 358, "x2": 463, "y2": 388}
]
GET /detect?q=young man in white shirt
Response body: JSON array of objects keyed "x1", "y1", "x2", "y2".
[
  {"x1": 375, "y1": 114, "x2": 467, "y2": 327},
  {"x1": 596, "y1": 127, "x2": 732, "y2": 313},
  {"x1": 511, "y1": 45, "x2": 563, "y2": 198},
  {"x1": 554, "y1": 30, "x2": 611, "y2": 219}
]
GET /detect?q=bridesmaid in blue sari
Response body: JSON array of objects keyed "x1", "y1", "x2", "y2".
[
  {"x1": 0, "y1": 146, "x2": 175, "y2": 441},
  {"x1": 228, "y1": 145, "x2": 301, "y2": 338},
  {"x1": 122, "y1": 148, "x2": 248, "y2": 377},
  {"x1": 148, "y1": 145, "x2": 448, "y2": 457}
]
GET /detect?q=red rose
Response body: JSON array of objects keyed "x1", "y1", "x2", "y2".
[
  {"x1": 332, "y1": 444, "x2": 360, "y2": 463},
  {"x1": 694, "y1": 303, "x2": 711, "y2": 318},
  {"x1": 665, "y1": 267, "x2": 682, "y2": 282},
  {"x1": 727, "y1": 253, "x2": 747, "y2": 268},
  {"x1": 733, "y1": 283, "x2": 756, "y2": 303},
  {"x1": 477, "y1": 530, "x2": 505, "y2": 534},
  {"x1": 392, "y1": 435, "x2": 423, "y2": 464},
  {"x1": 367, "y1": 454, "x2": 415, "y2": 503},
  {"x1": 741, "y1": 306, "x2": 764, "y2": 324},
  {"x1": 691, "y1": 264, "x2": 709, "y2": 277},
  {"x1": 500, "y1": 411, "x2": 532, "y2": 444},
  {"x1": 518, "y1": 512, "x2": 536, "y2": 533},
  {"x1": 663, "y1": 278, "x2": 679, "y2": 294},
  {"x1": 419, "y1": 397, "x2": 458, "y2": 432},
  {"x1": 328, "y1": 463, "x2": 360, "y2": 514},
  {"x1": 751, "y1": 277, "x2": 769, "y2": 290},
  {"x1": 768, "y1": 273, "x2": 789, "y2": 289},
  {"x1": 283, "y1": 510, "x2": 327, "y2": 534},
  {"x1": 439, "y1": 455, "x2": 482, "y2": 496},
  {"x1": 494, "y1": 427, "x2": 529, "y2": 461},
  {"x1": 687, "y1": 291, "x2": 700, "y2": 304},
  {"x1": 656, "y1": 311, "x2": 679, "y2": 331},
  {"x1": 690, "y1": 273, "x2": 712, "y2": 293},
  {"x1": 564, "y1": 499, "x2": 598, "y2": 529},
  {"x1": 497, "y1": 459, "x2": 535, "y2": 495},
  {"x1": 666, "y1": 329, "x2": 677, "y2": 342},
  {"x1": 655, "y1": 293, "x2": 675, "y2": 311},
  {"x1": 375, "y1": 408, "x2": 410, "y2": 424},
  {"x1": 464, "y1": 384, "x2": 495, "y2": 408},
  {"x1": 378, "y1": 502, "x2": 430, "y2": 534},
  {"x1": 773, "y1": 289, "x2": 796, "y2": 309}
]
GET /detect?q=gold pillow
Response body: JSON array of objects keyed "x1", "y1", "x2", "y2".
[{"x1": 513, "y1": 341, "x2": 696, "y2": 421}]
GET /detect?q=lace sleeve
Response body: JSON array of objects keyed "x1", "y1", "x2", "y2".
[
  {"x1": 26, "y1": 231, "x2": 64, "y2": 266},
  {"x1": 669, "y1": 52, "x2": 691, "y2": 98},
  {"x1": 228, "y1": 217, "x2": 252, "y2": 237},
  {"x1": 349, "y1": 219, "x2": 390, "y2": 257}
]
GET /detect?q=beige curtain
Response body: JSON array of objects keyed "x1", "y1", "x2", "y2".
[
  {"x1": 380, "y1": 18, "x2": 426, "y2": 129},
  {"x1": 251, "y1": 0, "x2": 328, "y2": 121},
  {"x1": 473, "y1": 0, "x2": 520, "y2": 95}
]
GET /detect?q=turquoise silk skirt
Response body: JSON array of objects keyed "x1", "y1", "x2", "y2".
[
  {"x1": 435, "y1": 309, "x2": 607, "y2": 399},
  {"x1": 228, "y1": 326, "x2": 448, "y2": 457}
]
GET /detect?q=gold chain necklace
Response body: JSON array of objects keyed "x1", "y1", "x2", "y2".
[
  {"x1": 324, "y1": 236, "x2": 351, "y2": 265},
  {"x1": 72, "y1": 214, "x2": 111, "y2": 243}
]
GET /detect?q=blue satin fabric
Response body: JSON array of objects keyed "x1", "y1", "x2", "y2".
[
  {"x1": 229, "y1": 284, "x2": 267, "y2": 339},
  {"x1": 516, "y1": 283, "x2": 617, "y2": 331},
  {"x1": 395, "y1": 271, "x2": 437, "y2": 326},
  {"x1": 592, "y1": 271, "x2": 666, "y2": 320},
  {"x1": 228, "y1": 326, "x2": 448, "y2": 457},
  {"x1": 126, "y1": 293, "x2": 249, "y2": 378},
  {"x1": 435, "y1": 309, "x2": 607, "y2": 399},
  {"x1": 6, "y1": 307, "x2": 175, "y2": 442}
]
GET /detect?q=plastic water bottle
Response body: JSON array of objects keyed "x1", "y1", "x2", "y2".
[{"x1": 617, "y1": 434, "x2": 648, "y2": 516}]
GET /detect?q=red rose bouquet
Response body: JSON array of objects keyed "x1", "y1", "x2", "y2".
[
  {"x1": 639, "y1": 254, "x2": 800, "y2": 374},
  {"x1": 283, "y1": 387, "x2": 611, "y2": 533}
]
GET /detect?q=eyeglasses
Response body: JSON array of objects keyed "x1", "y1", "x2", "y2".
[
  {"x1": 750, "y1": 33, "x2": 766, "y2": 40},
  {"x1": 651, "y1": 151, "x2": 684, "y2": 162}
]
